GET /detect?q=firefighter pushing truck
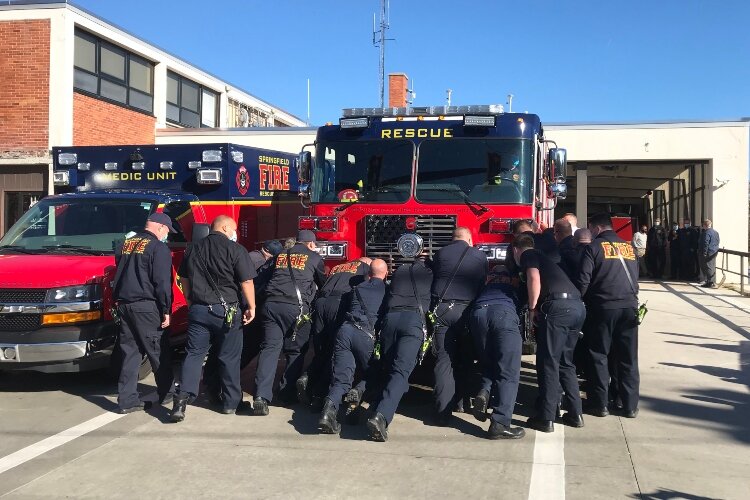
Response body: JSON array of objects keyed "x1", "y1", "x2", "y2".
[{"x1": 0, "y1": 143, "x2": 302, "y2": 376}]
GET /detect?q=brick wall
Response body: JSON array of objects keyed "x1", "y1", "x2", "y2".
[
  {"x1": 388, "y1": 73, "x2": 408, "y2": 108},
  {"x1": 0, "y1": 20, "x2": 50, "y2": 155},
  {"x1": 73, "y1": 92, "x2": 156, "y2": 145}
]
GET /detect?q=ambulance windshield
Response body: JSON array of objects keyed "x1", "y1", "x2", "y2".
[
  {"x1": 416, "y1": 138, "x2": 533, "y2": 204},
  {"x1": 312, "y1": 140, "x2": 413, "y2": 204},
  {"x1": 0, "y1": 197, "x2": 155, "y2": 254}
]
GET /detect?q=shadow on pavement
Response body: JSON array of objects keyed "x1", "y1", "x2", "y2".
[{"x1": 630, "y1": 488, "x2": 721, "y2": 500}]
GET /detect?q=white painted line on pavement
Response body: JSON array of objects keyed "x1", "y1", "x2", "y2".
[
  {"x1": 528, "y1": 425, "x2": 565, "y2": 500},
  {"x1": 0, "y1": 412, "x2": 125, "y2": 475}
]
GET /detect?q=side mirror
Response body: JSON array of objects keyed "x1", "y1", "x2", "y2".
[
  {"x1": 297, "y1": 151, "x2": 312, "y2": 184},
  {"x1": 192, "y1": 223, "x2": 210, "y2": 242},
  {"x1": 548, "y1": 148, "x2": 567, "y2": 179},
  {"x1": 549, "y1": 178, "x2": 568, "y2": 200}
]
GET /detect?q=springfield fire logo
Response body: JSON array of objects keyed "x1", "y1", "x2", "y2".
[{"x1": 236, "y1": 165, "x2": 250, "y2": 195}]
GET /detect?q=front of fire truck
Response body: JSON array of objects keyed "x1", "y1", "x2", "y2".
[{"x1": 297, "y1": 105, "x2": 567, "y2": 270}]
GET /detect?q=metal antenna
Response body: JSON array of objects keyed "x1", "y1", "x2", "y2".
[
  {"x1": 446, "y1": 89, "x2": 452, "y2": 107},
  {"x1": 406, "y1": 78, "x2": 416, "y2": 106},
  {"x1": 373, "y1": 0, "x2": 393, "y2": 107},
  {"x1": 507, "y1": 93, "x2": 514, "y2": 113}
]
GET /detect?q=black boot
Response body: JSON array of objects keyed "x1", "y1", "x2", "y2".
[
  {"x1": 488, "y1": 421, "x2": 526, "y2": 440},
  {"x1": 252, "y1": 397, "x2": 269, "y2": 416},
  {"x1": 296, "y1": 373, "x2": 311, "y2": 406},
  {"x1": 318, "y1": 399, "x2": 341, "y2": 434},
  {"x1": 170, "y1": 394, "x2": 188, "y2": 422},
  {"x1": 527, "y1": 415, "x2": 554, "y2": 433},
  {"x1": 472, "y1": 389, "x2": 489, "y2": 422},
  {"x1": 562, "y1": 412, "x2": 585, "y2": 428},
  {"x1": 367, "y1": 412, "x2": 389, "y2": 442}
]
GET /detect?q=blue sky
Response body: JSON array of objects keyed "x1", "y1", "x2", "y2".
[{"x1": 74, "y1": 0, "x2": 750, "y2": 125}]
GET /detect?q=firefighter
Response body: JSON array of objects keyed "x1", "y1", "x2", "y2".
[
  {"x1": 367, "y1": 254, "x2": 433, "y2": 442},
  {"x1": 677, "y1": 219, "x2": 699, "y2": 280},
  {"x1": 171, "y1": 215, "x2": 257, "y2": 422},
  {"x1": 698, "y1": 219, "x2": 720, "y2": 288},
  {"x1": 468, "y1": 265, "x2": 526, "y2": 439},
  {"x1": 252, "y1": 230, "x2": 326, "y2": 416},
  {"x1": 248, "y1": 240, "x2": 284, "y2": 271},
  {"x1": 554, "y1": 218, "x2": 579, "y2": 282},
  {"x1": 429, "y1": 227, "x2": 488, "y2": 425},
  {"x1": 579, "y1": 213, "x2": 640, "y2": 419},
  {"x1": 112, "y1": 212, "x2": 176, "y2": 413},
  {"x1": 514, "y1": 233, "x2": 586, "y2": 433},
  {"x1": 297, "y1": 257, "x2": 372, "y2": 410},
  {"x1": 647, "y1": 218, "x2": 667, "y2": 279},
  {"x1": 319, "y1": 259, "x2": 388, "y2": 434}
]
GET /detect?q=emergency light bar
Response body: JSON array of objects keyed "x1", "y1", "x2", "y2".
[
  {"x1": 77, "y1": 163, "x2": 90, "y2": 171},
  {"x1": 342, "y1": 104, "x2": 503, "y2": 118},
  {"x1": 53, "y1": 171, "x2": 70, "y2": 186},
  {"x1": 58, "y1": 153, "x2": 77, "y2": 165},
  {"x1": 464, "y1": 115, "x2": 496, "y2": 127},
  {"x1": 131, "y1": 162, "x2": 145, "y2": 170},
  {"x1": 340, "y1": 117, "x2": 369, "y2": 129},
  {"x1": 197, "y1": 168, "x2": 222, "y2": 185},
  {"x1": 160, "y1": 161, "x2": 173, "y2": 170},
  {"x1": 202, "y1": 150, "x2": 222, "y2": 163},
  {"x1": 104, "y1": 162, "x2": 118, "y2": 170}
]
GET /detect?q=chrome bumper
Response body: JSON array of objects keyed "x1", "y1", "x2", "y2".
[{"x1": 0, "y1": 341, "x2": 88, "y2": 363}]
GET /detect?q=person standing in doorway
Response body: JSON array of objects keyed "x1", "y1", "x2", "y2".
[
  {"x1": 699, "y1": 219, "x2": 720, "y2": 288},
  {"x1": 647, "y1": 219, "x2": 667, "y2": 279},
  {"x1": 632, "y1": 225, "x2": 648, "y2": 278}
]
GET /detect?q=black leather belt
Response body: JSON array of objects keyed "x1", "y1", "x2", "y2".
[
  {"x1": 544, "y1": 293, "x2": 580, "y2": 301},
  {"x1": 437, "y1": 299, "x2": 471, "y2": 305}
]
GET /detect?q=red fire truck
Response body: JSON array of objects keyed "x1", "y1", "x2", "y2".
[
  {"x1": 0, "y1": 143, "x2": 301, "y2": 376},
  {"x1": 296, "y1": 105, "x2": 568, "y2": 269}
]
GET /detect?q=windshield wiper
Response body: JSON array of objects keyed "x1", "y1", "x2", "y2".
[
  {"x1": 425, "y1": 187, "x2": 490, "y2": 214},
  {"x1": 42, "y1": 244, "x2": 109, "y2": 256},
  {"x1": 0, "y1": 245, "x2": 39, "y2": 254}
]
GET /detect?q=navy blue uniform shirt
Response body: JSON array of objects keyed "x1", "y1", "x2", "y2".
[
  {"x1": 578, "y1": 230, "x2": 638, "y2": 309},
  {"x1": 347, "y1": 277, "x2": 387, "y2": 329},
  {"x1": 520, "y1": 249, "x2": 580, "y2": 300},
  {"x1": 319, "y1": 260, "x2": 371, "y2": 297},
  {"x1": 474, "y1": 282, "x2": 518, "y2": 310},
  {"x1": 431, "y1": 240, "x2": 488, "y2": 302},
  {"x1": 264, "y1": 243, "x2": 326, "y2": 307},
  {"x1": 178, "y1": 232, "x2": 256, "y2": 305},
  {"x1": 114, "y1": 230, "x2": 172, "y2": 315},
  {"x1": 387, "y1": 259, "x2": 433, "y2": 312}
]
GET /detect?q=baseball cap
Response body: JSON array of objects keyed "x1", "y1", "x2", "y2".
[
  {"x1": 297, "y1": 229, "x2": 316, "y2": 243},
  {"x1": 148, "y1": 212, "x2": 177, "y2": 233},
  {"x1": 262, "y1": 240, "x2": 284, "y2": 257}
]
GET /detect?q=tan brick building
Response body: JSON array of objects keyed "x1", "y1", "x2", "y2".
[{"x1": 0, "y1": 0, "x2": 304, "y2": 235}]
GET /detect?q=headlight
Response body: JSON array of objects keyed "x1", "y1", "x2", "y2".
[{"x1": 45, "y1": 284, "x2": 101, "y2": 303}]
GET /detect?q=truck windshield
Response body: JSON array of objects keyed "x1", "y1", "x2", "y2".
[
  {"x1": 416, "y1": 138, "x2": 533, "y2": 204},
  {"x1": 0, "y1": 198, "x2": 155, "y2": 254},
  {"x1": 312, "y1": 140, "x2": 413, "y2": 203}
]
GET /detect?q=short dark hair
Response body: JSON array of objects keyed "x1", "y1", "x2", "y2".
[
  {"x1": 513, "y1": 233, "x2": 535, "y2": 250},
  {"x1": 589, "y1": 213, "x2": 613, "y2": 229}
]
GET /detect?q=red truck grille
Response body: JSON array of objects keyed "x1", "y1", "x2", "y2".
[
  {"x1": 0, "y1": 289, "x2": 47, "y2": 303},
  {"x1": 365, "y1": 215, "x2": 456, "y2": 270}
]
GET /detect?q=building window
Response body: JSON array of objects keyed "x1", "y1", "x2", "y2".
[
  {"x1": 74, "y1": 30, "x2": 154, "y2": 113},
  {"x1": 167, "y1": 71, "x2": 219, "y2": 128}
]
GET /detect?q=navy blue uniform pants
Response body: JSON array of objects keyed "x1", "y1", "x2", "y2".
[
  {"x1": 254, "y1": 301, "x2": 311, "y2": 402},
  {"x1": 327, "y1": 323, "x2": 374, "y2": 410},
  {"x1": 178, "y1": 304, "x2": 243, "y2": 410},
  {"x1": 307, "y1": 294, "x2": 344, "y2": 398},
  {"x1": 586, "y1": 307, "x2": 640, "y2": 412},
  {"x1": 371, "y1": 310, "x2": 423, "y2": 424},
  {"x1": 432, "y1": 302, "x2": 469, "y2": 415},
  {"x1": 117, "y1": 301, "x2": 174, "y2": 409},
  {"x1": 536, "y1": 299, "x2": 586, "y2": 420},
  {"x1": 469, "y1": 304, "x2": 522, "y2": 427}
]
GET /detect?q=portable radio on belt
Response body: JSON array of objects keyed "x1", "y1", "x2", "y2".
[
  {"x1": 194, "y1": 244, "x2": 237, "y2": 328},
  {"x1": 637, "y1": 301, "x2": 648, "y2": 325},
  {"x1": 110, "y1": 305, "x2": 122, "y2": 326},
  {"x1": 286, "y1": 250, "x2": 310, "y2": 340},
  {"x1": 608, "y1": 238, "x2": 648, "y2": 325}
]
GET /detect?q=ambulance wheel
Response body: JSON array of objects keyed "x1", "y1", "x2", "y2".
[
  {"x1": 522, "y1": 342, "x2": 537, "y2": 355},
  {"x1": 106, "y1": 342, "x2": 153, "y2": 381}
]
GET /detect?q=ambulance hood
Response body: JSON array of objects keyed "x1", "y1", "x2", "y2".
[{"x1": 0, "y1": 255, "x2": 115, "y2": 289}]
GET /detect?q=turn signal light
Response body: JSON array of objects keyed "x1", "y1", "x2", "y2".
[
  {"x1": 298, "y1": 217, "x2": 316, "y2": 230},
  {"x1": 489, "y1": 219, "x2": 512, "y2": 233},
  {"x1": 41, "y1": 311, "x2": 101, "y2": 325}
]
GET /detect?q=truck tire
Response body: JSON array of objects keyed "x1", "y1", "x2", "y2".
[{"x1": 106, "y1": 343, "x2": 153, "y2": 381}]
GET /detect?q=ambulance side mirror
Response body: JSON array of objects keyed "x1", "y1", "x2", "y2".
[
  {"x1": 192, "y1": 223, "x2": 210, "y2": 242},
  {"x1": 547, "y1": 148, "x2": 567, "y2": 179}
]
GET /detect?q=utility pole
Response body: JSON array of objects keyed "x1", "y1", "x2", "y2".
[{"x1": 373, "y1": 0, "x2": 391, "y2": 107}]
